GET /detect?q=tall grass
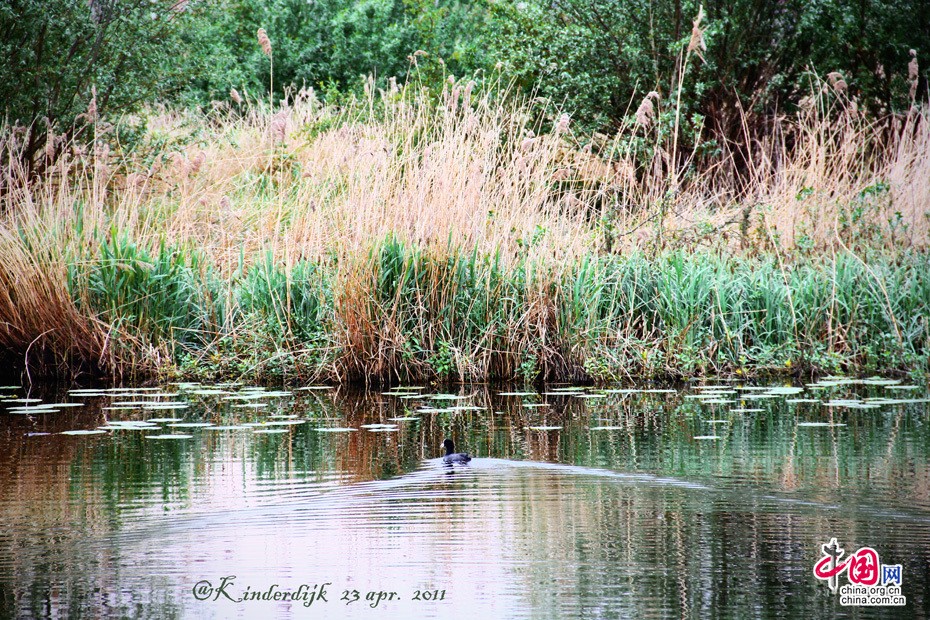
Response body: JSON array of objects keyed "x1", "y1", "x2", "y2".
[{"x1": 0, "y1": 77, "x2": 927, "y2": 382}]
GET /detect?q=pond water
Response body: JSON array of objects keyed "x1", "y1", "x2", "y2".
[{"x1": 1, "y1": 378, "x2": 929, "y2": 618}]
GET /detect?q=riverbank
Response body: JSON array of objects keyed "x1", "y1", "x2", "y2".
[
  {"x1": 1, "y1": 83, "x2": 927, "y2": 383},
  {"x1": 1, "y1": 238, "x2": 925, "y2": 384}
]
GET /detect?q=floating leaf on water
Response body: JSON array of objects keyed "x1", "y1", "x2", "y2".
[
  {"x1": 45, "y1": 403, "x2": 84, "y2": 408},
  {"x1": 389, "y1": 416, "x2": 419, "y2": 421},
  {"x1": 764, "y1": 387, "x2": 805, "y2": 395},
  {"x1": 824, "y1": 400, "x2": 880, "y2": 409},
  {"x1": 26, "y1": 432, "x2": 51, "y2": 437},
  {"x1": 430, "y1": 394, "x2": 469, "y2": 400},
  {"x1": 167, "y1": 423, "x2": 216, "y2": 428},
  {"x1": 61, "y1": 429, "x2": 107, "y2": 435},
  {"x1": 730, "y1": 408, "x2": 764, "y2": 413},
  {"x1": 528, "y1": 425, "x2": 562, "y2": 430},
  {"x1": 696, "y1": 385, "x2": 733, "y2": 390},
  {"x1": 8, "y1": 398, "x2": 42, "y2": 403},
  {"x1": 253, "y1": 429, "x2": 289, "y2": 434},
  {"x1": 146, "y1": 417, "x2": 183, "y2": 422},
  {"x1": 203, "y1": 425, "x2": 251, "y2": 430},
  {"x1": 146, "y1": 434, "x2": 194, "y2": 439},
  {"x1": 574, "y1": 394, "x2": 607, "y2": 399},
  {"x1": 590, "y1": 426, "x2": 625, "y2": 430},
  {"x1": 705, "y1": 420, "x2": 731, "y2": 424},
  {"x1": 7, "y1": 407, "x2": 61, "y2": 414},
  {"x1": 313, "y1": 427, "x2": 357, "y2": 432},
  {"x1": 885, "y1": 385, "x2": 920, "y2": 390},
  {"x1": 693, "y1": 435, "x2": 721, "y2": 440},
  {"x1": 233, "y1": 403, "x2": 269, "y2": 408},
  {"x1": 643, "y1": 389, "x2": 677, "y2": 393},
  {"x1": 498, "y1": 391, "x2": 537, "y2": 396},
  {"x1": 797, "y1": 422, "x2": 847, "y2": 427},
  {"x1": 7, "y1": 403, "x2": 60, "y2": 410},
  {"x1": 700, "y1": 399, "x2": 735, "y2": 404},
  {"x1": 0, "y1": 386, "x2": 21, "y2": 390},
  {"x1": 785, "y1": 399, "x2": 820, "y2": 404},
  {"x1": 297, "y1": 386, "x2": 333, "y2": 391},
  {"x1": 861, "y1": 379, "x2": 902, "y2": 386},
  {"x1": 112, "y1": 392, "x2": 175, "y2": 398}
]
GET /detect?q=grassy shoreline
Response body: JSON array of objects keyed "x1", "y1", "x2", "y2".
[
  {"x1": 0, "y1": 237, "x2": 926, "y2": 384},
  {"x1": 1, "y1": 82, "x2": 928, "y2": 384}
]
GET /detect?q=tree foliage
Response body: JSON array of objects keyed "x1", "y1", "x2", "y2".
[
  {"x1": 488, "y1": 0, "x2": 928, "y2": 134},
  {"x1": 1, "y1": 0, "x2": 927, "y2": 172},
  {"x1": 0, "y1": 0, "x2": 204, "y2": 166}
]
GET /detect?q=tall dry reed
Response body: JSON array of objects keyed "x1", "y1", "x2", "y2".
[{"x1": 0, "y1": 75, "x2": 927, "y2": 380}]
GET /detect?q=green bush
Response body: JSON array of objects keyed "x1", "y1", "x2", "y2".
[
  {"x1": 181, "y1": 0, "x2": 494, "y2": 103},
  {"x1": 487, "y1": 0, "x2": 928, "y2": 135},
  {"x1": 0, "y1": 0, "x2": 206, "y2": 167}
]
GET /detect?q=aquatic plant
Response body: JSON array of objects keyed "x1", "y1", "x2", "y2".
[{"x1": 0, "y1": 78, "x2": 927, "y2": 382}]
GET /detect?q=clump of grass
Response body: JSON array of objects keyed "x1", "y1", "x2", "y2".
[{"x1": 0, "y1": 74, "x2": 927, "y2": 382}]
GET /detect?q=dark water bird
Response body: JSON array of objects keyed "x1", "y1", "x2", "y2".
[{"x1": 442, "y1": 439, "x2": 472, "y2": 465}]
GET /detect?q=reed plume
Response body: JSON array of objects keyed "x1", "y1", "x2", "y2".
[{"x1": 687, "y1": 5, "x2": 706, "y2": 62}]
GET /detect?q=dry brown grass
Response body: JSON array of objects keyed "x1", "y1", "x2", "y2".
[
  {"x1": 5, "y1": 77, "x2": 926, "y2": 267},
  {"x1": 0, "y1": 77, "x2": 927, "y2": 380}
]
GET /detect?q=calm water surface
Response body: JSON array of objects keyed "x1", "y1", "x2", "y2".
[{"x1": 1, "y1": 379, "x2": 929, "y2": 618}]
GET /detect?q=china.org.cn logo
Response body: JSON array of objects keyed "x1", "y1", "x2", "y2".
[{"x1": 813, "y1": 538, "x2": 906, "y2": 607}]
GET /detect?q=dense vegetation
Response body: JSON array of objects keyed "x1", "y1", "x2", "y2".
[
  {"x1": 0, "y1": 0, "x2": 927, "y2": 383},
  {"x1": 2, "y1": 0, "x2": 926, "y2": 162}
]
